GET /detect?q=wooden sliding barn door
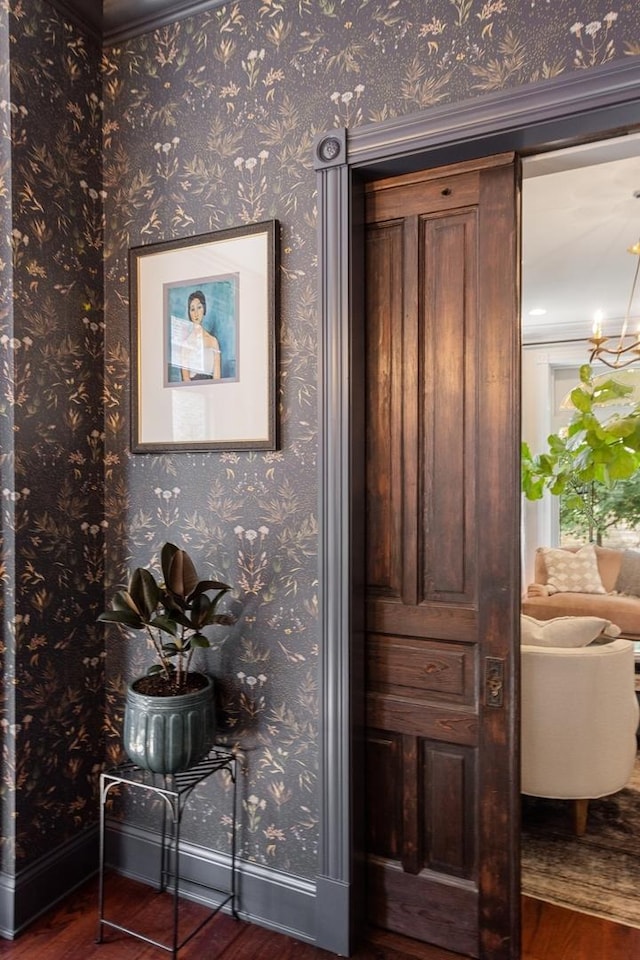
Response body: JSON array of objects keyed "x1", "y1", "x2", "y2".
[{"x1": 364, "y1": 156, "x2": 520, "y2": 959}]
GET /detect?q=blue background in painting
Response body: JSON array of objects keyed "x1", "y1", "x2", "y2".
[{"x1": 166, "y1": 275, "x2": 238, "y2": 382}]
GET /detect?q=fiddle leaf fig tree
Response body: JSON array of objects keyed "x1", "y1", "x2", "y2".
[{"x1": 522, "y1": 364, "x2": 640, "y2": 544}]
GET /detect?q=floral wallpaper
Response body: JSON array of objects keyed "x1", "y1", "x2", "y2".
[
  {"x1": 0, "y1": 2, "x2": 13, "y2": 876},
  {"x1": 101, "y1": 0, "x2": 640, "y2": 879},
  {"x1": 1, "y1": 0, "x2": 639, "y2": 888},
  {"x1": 0, "y1": 1, "x2": 103, "y2": 872}
]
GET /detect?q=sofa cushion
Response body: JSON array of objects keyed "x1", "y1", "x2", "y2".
[
  {"x1": 534, "y1": 544, "x2": 622, "y2": 592},
  {"x1": 615, "y1": 549, "x2": 640, "y2": 598},
  {"x1": 522, "y1": 591, "x2": 640, "y2": 640},
  {"x1": 520, "y1": 614, "x2": 617, "y2": 648},
  {"x1": 540, "y1": 544, "x2": 606, "y2": 595}
]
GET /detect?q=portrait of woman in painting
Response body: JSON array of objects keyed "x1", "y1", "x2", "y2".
[
  {"x1": 166, "y1": 275, "x2": 238, "y2": 386},
  {"x1": 178, "y1": 290, "x2": 222, "y2": 381}
]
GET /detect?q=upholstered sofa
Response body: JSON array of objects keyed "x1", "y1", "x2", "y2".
[{"x1": 522, "y1": 544, "x2": 640, "y2": 641}]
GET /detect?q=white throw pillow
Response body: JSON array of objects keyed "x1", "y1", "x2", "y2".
[
  {"x1": 520, "y1": 614, "x2": 619, "y2": 648},
  {"x1": 540, "y1": 544, "x2": 606, "y2": 595}
]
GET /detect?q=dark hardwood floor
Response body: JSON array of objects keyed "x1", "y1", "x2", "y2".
[{"x1": 0, "y1": 875, "x2": 639, "y2": 959}]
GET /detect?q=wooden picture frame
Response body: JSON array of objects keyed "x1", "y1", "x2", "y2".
[{"x1": 130, "y1": 220, "x2": 278, "y2": 452}]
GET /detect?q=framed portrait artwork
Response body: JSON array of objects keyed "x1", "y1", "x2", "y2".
[{"x1": 130, "y1": 219, "x2": 279, "y2": 452}]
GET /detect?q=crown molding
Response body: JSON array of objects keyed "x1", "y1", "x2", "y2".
[
  {"x1": 48, "y1": 0, "x2": 101, "y2": 42},
  {"x1": 104, "y1": 0, "x2": 226, "y2": 44},
  {"x1": 49, "y1": 0, "x2": 227, "y2": 44}
]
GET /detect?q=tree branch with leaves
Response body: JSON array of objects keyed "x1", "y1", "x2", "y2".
[{"x1": 522, "y1": 364, "x2": 640, "y2": 544}]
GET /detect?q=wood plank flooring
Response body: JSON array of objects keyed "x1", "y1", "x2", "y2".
[{"x1": 0, "y1": 874, "x2": 639, "y2": 960}]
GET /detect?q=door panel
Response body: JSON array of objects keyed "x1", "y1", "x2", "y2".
[{"x1": 364, "y1": 156, "x2": 520, "y2": 959}]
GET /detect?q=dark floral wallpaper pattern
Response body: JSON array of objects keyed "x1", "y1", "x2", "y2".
[
  {"x1": 101, "y1": 0, "x2": 640, "y2": 879},
  {"x1": 1, "y1": 0, "x2": 639, "y2": 884},
  {"x1": 0, "y1": 1, "x2": 103, "y2": 872}
]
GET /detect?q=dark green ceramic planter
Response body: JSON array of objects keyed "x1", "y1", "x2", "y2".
[{"x1": 123, "y1": 673, "x2": 215, "y2": 774}]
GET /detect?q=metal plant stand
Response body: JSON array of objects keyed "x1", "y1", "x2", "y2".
[{"x1": 97, "y1": 748, "x2": 238, "y2": 959}]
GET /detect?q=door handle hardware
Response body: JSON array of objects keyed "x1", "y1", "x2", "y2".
[{"x1": 484, "y1": 657, "x2": 504, "y2": 708}]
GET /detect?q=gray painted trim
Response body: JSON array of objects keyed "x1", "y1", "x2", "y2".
[
  {"x1": 52, "y1": 0, "x2": 227, "y2": 44},
  {"x1": 313, "y1": 129, "x2": 347, "y2": 171},
  {"x1": 315, "y1": 153, "x2": 354, "y2": 955},
  {"x1": 105, "y1": 821, "x2": 317, "y2": 943},
  {"x1": 315, "y1": 54, "x2": 640, "y2": 958},
  {"x1": 317, "y1": 160, "x2": 351, "y2": 890},
  {"x1": 347, "y1": 58, "x2": 640, "y2": 169},
  {"x1": 0, "y1": 872, "x2": 13, "y2": 940},
  {"x1": 104, "y1": 0, "x2": 226, "y2": 44},
  {"x1": 0, "y1": 827, "x2": 98, "y2": 940},
  {"x1": 314, "y1": 875, "x2": 351, "y2": 956}
]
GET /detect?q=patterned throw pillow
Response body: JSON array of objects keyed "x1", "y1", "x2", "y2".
[{"x1": 540, "y1": 544, "x2": 606, "y2": 595}]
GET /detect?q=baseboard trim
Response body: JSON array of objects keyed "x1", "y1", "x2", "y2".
[
  {"x1": 314, "y1": 874, "x2": 351, "y2": 954},
  {"x1": 0, "y1": 826, "x2": 98, "y2": 940},
  {"x1": 0, "y1": 820, "x2": 323, "y2": 946},
  {"x1": 106, "y1": 821, "x2": 318, "y2": 944}
]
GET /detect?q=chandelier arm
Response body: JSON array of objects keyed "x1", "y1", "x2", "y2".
[
  {"x1": 618, "y1": 252, "x2": 640, "y2": 349},
  {"x1": 591, "y1": 340, "x2": 640, "y2": 357},
  {"x1": 589, "y1": 238, "x2": 640, "y2": 369},
  {"x1": 589, "y1": 354, "x2": 640, "y2": 370}
]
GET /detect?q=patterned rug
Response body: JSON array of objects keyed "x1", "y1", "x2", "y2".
[{"x1": 521, "y1": 757, "x2": 640, "y2": 928}]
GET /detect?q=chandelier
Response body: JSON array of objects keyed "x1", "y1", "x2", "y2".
[{"x1": 588, "y1": 239, "x2": 640, "y2": 369}]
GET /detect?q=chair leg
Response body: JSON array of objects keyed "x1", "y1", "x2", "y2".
[{"x1": 573, "y1": 798, "x2": 589, "y2": 836}]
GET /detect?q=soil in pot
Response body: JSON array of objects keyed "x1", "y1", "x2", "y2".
[{"x1": 132, "y1": 672, "x2": 209, "y2": 697}]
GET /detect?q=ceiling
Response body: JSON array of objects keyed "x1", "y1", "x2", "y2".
[
  {"x1": 522, "y1": 132, "x2": 640, "y2": 346},
  {"x1": 57, "y1": 0, "x2": 223, "y2": 42}
]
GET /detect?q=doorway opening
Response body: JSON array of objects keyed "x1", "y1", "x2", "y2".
[
  {"x1": 315, "y1": 58, "x2": 640, "y2": 959},
  {"x1": 520, "y1": 131, "x2": 640, "y2": 929}
]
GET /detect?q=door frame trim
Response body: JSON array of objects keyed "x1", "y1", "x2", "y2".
[{"x1": 314, "y1": 57, "x2": 640, "y2": 957}]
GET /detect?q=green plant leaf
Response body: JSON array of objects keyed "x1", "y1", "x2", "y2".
[
  {"x1": 160, "y1": 542, "x2": 179, "y2": 582},
  {"x1": 111, "y1": 591, "x2": 140, "y2": 614},
  {"x1": 165, "y1": 547, "x2": 199, "y2": 600},
  {"x1": 129, "y1": 567, "x2": 160, "y2": 621},
  {"x1": 98, "y1": 541, "x2": 236, "y2": 692},
  {"x1": 166, "y1": 608, "x2": 192, "y2": 630},
  {"x1": 192, "y1": 579, "x2": 231, "y2": 597},
  {"x1": 151, "y1": 614, "x2": 179, "y2": 636},
  {"x1": 189, "y1": 593, "x2": 211, "y2": 629},
  {"x1": 98, "y1": 609, "x2": 144, "y2": 629},
  {"x1": 608, "y1": 447, "x2": 639, "y2": 479},
  {"x1": 523, "y1": 364, "x2": 640, "y2": 540},
  {"x1": 569, "y1": 386, "x2": 591, "y2": 414},
  {"x1": 190, "y1": 633, "x2": 210, "y2": 648},
  {"x1": 549, "y1": 475, "x2": 567, "y2": 495}
]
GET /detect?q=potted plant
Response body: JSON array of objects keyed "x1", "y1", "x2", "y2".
[
  {"x1": 99, "y1": 542, "x2": 234, "y2": 774},
  {"x1": 522, "y1": 364, "x2": 640, "y2": 544}
]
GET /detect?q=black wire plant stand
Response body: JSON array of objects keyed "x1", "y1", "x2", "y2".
[{"x1": 97, "y1": 747, "x2": 239, "y2": 959}]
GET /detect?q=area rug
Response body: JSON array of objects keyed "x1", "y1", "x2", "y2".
[{"x1": 521, "y1": 757, "x2": 640, "y2": 928}]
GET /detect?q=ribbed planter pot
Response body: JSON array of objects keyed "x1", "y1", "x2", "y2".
[{"x1": 123, "y1": 673, "x2": 215, "y2": 774}]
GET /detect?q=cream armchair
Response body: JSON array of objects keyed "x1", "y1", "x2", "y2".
[{"x1": 521, "y1": 637, "x2": 639, "y2": 835}]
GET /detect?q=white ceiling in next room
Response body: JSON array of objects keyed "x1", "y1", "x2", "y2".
[{"x1": 522, "y1": 131, "x2": 640, "y2": 347}]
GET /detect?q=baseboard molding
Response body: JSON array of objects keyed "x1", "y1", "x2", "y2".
[
  {"x1": 0, "y1": 819, "x2": 327, "y2": 947},
  {"x1": 106, "y1": 820, "x2": 318, "y2": 944},
  {"x1": 0, "y1": 826, "x2": 98, "y2": 940},
  {"x1": 314, "y1": 874, "x2": 351, "y2": 954}
]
